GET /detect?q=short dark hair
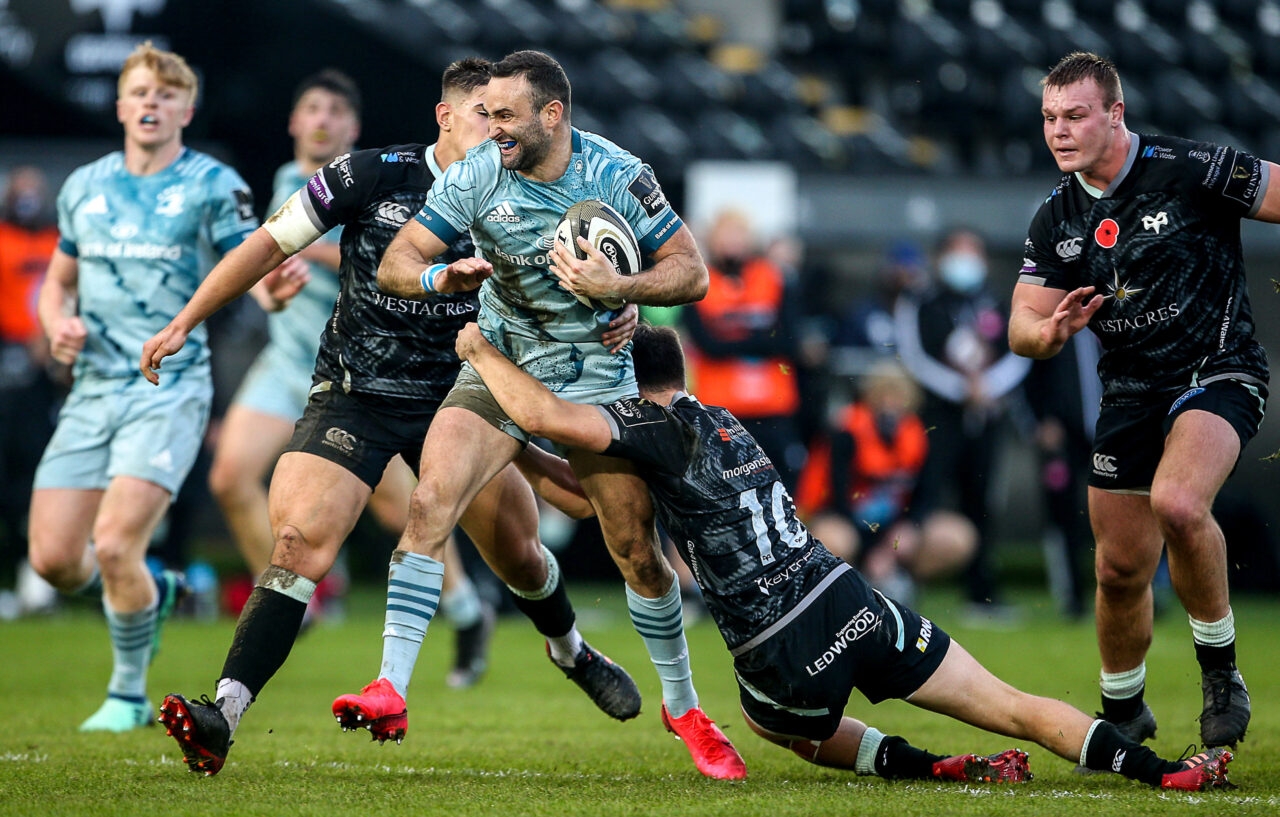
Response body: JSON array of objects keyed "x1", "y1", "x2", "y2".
[
  {"x1": 490, "y1": 50, "x2": 571, "y2": 119},
  {"x1": 292, "y1": 68, "x2": 361, "y2": 117},
  {"x1": 1043, "y1": 51, "x2": 1123, "y2": 109},
  {"x1": 442, "y1": 57, "x2": 492, "y2": 101},
  {"x1": 632, "y1": 323, "x2": 685, "y2": 392}
]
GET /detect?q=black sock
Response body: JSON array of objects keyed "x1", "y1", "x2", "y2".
[
  {"x1": 1082, "y1": 721, "x2": 1178, "y2": 786},
  {"x1": 220, "y1": 587, "x2": 308, "y2": 696},
  {"x1": 874, "y1": 735, "x2": 945, "y2": 779},
  {"x1": 1101, "y1": 687, "x2": 1145, "y2": 723},
  {"x1": 1194, "y1": 641, "x2": 1237, "y2": 674},
  {"x1": 509, "y1": 574, "x2": 576, "y2": 639}
]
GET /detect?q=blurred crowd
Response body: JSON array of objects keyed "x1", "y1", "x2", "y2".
[{"x1": 1, "y1": 164, "x2": 1276, "y2": 622}]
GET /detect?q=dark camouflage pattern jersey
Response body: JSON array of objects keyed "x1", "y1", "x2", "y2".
[
  {"x1": 1019, "y1": 133, "x2": 1270, "y2": 404},
  {"x1": 297, "y1": 144, "x2": 478, "y2": 399},
  {"x1": 598, "y1": 393, "x2": 845, "y2": 650}
]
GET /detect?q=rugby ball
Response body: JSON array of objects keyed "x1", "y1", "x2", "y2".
[{"x1": 554, "y1": 199, "x2": 641, "y2": 311}]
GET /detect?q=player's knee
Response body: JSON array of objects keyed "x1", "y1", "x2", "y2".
[
  {"x1": 271, "y1": 524, "x2": 320, "y2": 568},
  {"x1": 88, "y1": 536, "x2": 135, "y2": 577},
  {"x1": 1148, "y1": 486, "x2": 1210, "y2": 543},
  {"x1": 1094, "y1": 557, "x2": 1147, "y2": 596},
  {"x1": 407, "y1": 479, "x2": 458, "y2": 532},
  {"x1": 26, "y1": 539, "x2": 79, "y2": 586},
  {"x1": 208, "y1": 457, "x2": 251, "y2": 506}
]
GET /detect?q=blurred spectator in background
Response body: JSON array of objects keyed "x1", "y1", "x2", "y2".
[
  {"x1": 834, "y1": 239, "x2": 927, "y2": 359},
  {"x1": 682, "y1": 209, "x2": 805, "y2": 490},
  {"x1": 798, "y1": 361, "x2": 976, "y2": 605},
  {"x1": 894, "y1": 227, "x2": 1030, "y2": 620},
  {"x1": 0, "y1": 167, "x2": 60, "y2": 588},
  {"x1": 1025, "y1": 332, "x2": 1102, "y2": 619}
]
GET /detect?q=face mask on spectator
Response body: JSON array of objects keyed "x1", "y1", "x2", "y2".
[{"x1": 938, "y1": 252, "x2": 987, "y2": 292}]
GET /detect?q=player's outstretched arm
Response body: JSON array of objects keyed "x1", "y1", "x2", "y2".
[
  {"x1": 1008, "y1": 282, "x2": 1102, "y2": 360},
  {"x1": 455, "y1": 323, "x2": 612, "y2": 452},
  {"x1": 38, "y1": 249, "x2": 87, "y2": 366},
  {"x1": 377, "y1": 219, "x2": 491, "y2": 298},
  {"x1": 141, "y1": 228, "x2": 288, "y2": 383},
  {"x1": 249, "y1": 255, "x2": 311, "y2": 312}
]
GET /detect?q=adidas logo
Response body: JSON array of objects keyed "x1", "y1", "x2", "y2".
[
  {"x1": 485, "y1": 201, "x2": 521, "y2": 223},
  {"x1": 149, "y1": 449, "x2": 174, "y2": 472},
  {"x1": 83, "y1": 194, "x2": 108, "y2": 215}
]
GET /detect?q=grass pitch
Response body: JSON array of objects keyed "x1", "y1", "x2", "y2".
[{"x1": 3, "y1": 584, "x2": 1278, "y2": 817}]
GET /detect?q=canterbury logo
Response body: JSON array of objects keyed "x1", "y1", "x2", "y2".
[
  {"x1": 485, "y1": 201, "x2": 521, "y2": 223},
  {"x1": 322, "y1": 427, "x2": 357, "y2": 454},
  {"x1": 1055, "y1": 237, "x2": 1082, "y2": 259},
  {"x1": 1112, "y1": 749, "x2": 1126, "y2": 772},
  {"x1": 1093, "y1": 453, "x2": 1118, "y2": 474},
  {"x1": 376, "y1": 202, "x2": 409, "y2": 225}
]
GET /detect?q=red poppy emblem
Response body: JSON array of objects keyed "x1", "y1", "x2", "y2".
[{"x1": 1094, "y1": 218, "x2": 1119, "y2": 248}]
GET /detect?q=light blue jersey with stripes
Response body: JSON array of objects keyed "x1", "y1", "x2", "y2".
[
  {"x1": 56, "y1": 147, "x2": 256, "y2": 384},
  {"x1": 264, "y1": 161, "x2": 342, "y2": 366},
  {"x1": 416, "y1": 129, "x2": 682, "y2": 400}
]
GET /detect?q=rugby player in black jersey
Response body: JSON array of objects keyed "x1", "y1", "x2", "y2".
[
  {"x1": 1010, "y1": 52, "x2": 1277, "y2": 752},
  {"x1": 140, "y1": 59, "x2": 642, "y2": 777},
  {"x1": 455, "y1": 321, "x2": 1235, "y2": 791}
]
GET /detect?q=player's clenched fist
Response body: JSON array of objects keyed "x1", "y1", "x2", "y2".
[{"x1": 49, "y1": 315, "x2": 87, "y2": 365}]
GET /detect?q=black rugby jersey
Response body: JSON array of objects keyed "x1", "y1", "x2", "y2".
[
  {"x1": 1020, "y1": 133, "x2": 1270, "y2": 404},
  {"x1": 298, "y1": 144, "x2": 478, "y2": 399},
  {"x1": 598, "y1": 393, "x2": 844, "y2": 650}
]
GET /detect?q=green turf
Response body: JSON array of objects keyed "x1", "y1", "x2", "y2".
[{"x1": 2, "y1": 585, "x2": 1277, "y2": 816}]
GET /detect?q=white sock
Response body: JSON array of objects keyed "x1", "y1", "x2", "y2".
[
  {"x1": 855, "y1": 727, "x2": 886, "y2": 775},
  {"x1": 1100, "y1": 664, "x2": 1146, "y2": 700},
  {"x1": 440, "y1": 578, "x2": 482, "y2": 630},
  {"x1": 215, "y1": 678, "x2": 254, "y2": 736},
  {"x1": 1190, "y1": 609, "x2": 1235, "y2": 647},
  {"x1": 547, "y1": 626, "x2": 586, "y2": 667}
]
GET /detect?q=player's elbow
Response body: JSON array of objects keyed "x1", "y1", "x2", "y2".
[{"x1": 687, "y1": 264, "x2": 710, "y2": 301}]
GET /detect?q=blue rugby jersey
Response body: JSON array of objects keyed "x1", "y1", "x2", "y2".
[
  {"x1": 416, "y1": 129, "x2": 682, "y2": 400},
  {"x1": 56, "y1": 147, "x2": 256, "y2": 383}
]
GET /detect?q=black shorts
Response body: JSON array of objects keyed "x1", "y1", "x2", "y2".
[
  {"x1": 286, "y1": 383, "x2": 441, "y2": 489},
  {"x1": 1089, "y1": 378, "x2": 1267, "y2": 492},
  {"x1": 733, "y1": 566, "x2": 951, "y2": 741}
]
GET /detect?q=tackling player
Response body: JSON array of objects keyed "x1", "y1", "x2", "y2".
[
  {"x1": 1010, "y1": 52, "x2": 1274, "y2": 751},
  {"x1": 26, "y1": 43, "x2": 262, "y2": 731},
  {"x1": 366, "y1": 49, "x2": 745, "y2": 779},
  {"x1": 455, "y1": 321, "x2": 1235, "y2": 792},
  {"x1": 143, "y1": 58, "x2": 641, "y2": 776}
]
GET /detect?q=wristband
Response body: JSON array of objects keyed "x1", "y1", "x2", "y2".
[{"x1": 420, "y1": 263, "x2": 447, "y2": 295}]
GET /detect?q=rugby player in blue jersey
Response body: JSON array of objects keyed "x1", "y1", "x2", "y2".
[
  {"x1": 369, "y1": 50, "x2": 745, "y2": 779},
  {"x1": 144, "y1": 58, "x2": 643, "y2": 777},
  {"x1": 453, "y1": 321, "x2": 1234, "y2": 792},
  {"x1": 26, "y1": 43, "x2": 277, "y2": 732}
]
